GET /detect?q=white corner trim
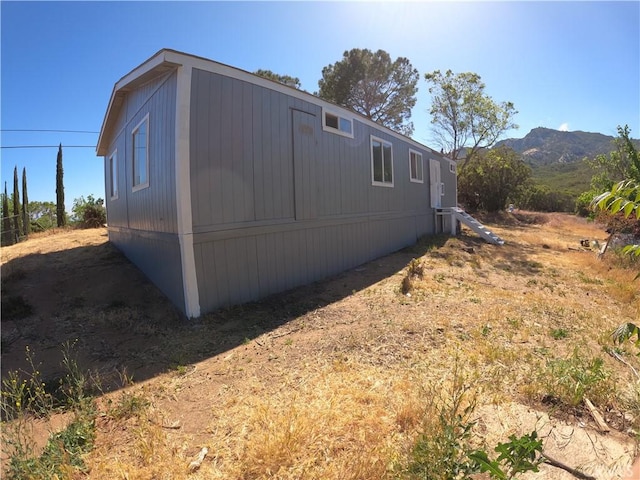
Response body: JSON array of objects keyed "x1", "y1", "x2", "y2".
[{"x1": 175, "y1": 65, "x2": 200, "y2": 318}]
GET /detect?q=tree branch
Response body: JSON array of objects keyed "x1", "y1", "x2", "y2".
[{"x1": 542, "y1": 452, "x2": 596, "y2": 480}]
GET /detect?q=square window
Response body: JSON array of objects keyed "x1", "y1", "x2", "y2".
[
  {"x1": 325, "y1": 112, "x2": 339, "y2": 129},
  {"x1": 339, "y1": 117, "x2": 352, "y2": 134},
  {"x1": 132, "y1": 115, "x2": 149, "y2": 191},
  {"x1": 371, "y1": 136, "x2": 393, "y2": 187},
  {"x1": 322, "y1": 108, "x2": 354, "y2": 138},
  {"x1": 409, "y1": 149, "x2": 423, "y2": 183}
]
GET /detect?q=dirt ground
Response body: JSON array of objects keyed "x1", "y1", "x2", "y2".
[{"x1": 1, "y1": 214, "x2": 639, "y2": 479}]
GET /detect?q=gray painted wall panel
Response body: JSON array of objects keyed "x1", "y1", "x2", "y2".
[
  {"x1": 104, "y1": 130, "x2": 128, "y2": 227},
  {"x1": 189, "y1": 66, "x2": 448, "y2": 312},
  {"x1": 104, "y1": 72, "x2": 178, "y2": 233},
  {"x1": 109, "y1": 228, "x2": 184, "y2": 312},
  {"x1": 102, "y1": 55, "x2": 456, "y2": 318},
  {"x1": 123, "y1": 72, "x2": 178, "y2": 233},
  {"x1": 194, "y1": 211, "x2": 425, "y2": 312}
]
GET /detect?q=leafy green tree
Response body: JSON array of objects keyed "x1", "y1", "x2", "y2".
[
  {"x1": 592, "y1": 180, "x2": 640, "y2": 258},
  {"x1": 254, "y1": 69, "x2": 301, "y2": 89},
  {"x1": 317, "y1": 48, "x2": 419, "y2": 136},
  {"x1": 71, "y1": 195, "x2": 106, "y2": 228},
  {"x1": 587, "y1": 125, "x2": 640, "y2": 193},
  {"x1": 2, "y1": 183, "x2": 12, "y2": 245},
  {"x1": 21, "y1": 167, "x2": 29, "y2": 237},
  {"x1": 28, "y1": 201, "x2": 57, "y2": 231},
  {"x1": 56, "y1": 143, "x2": 66, "y2": 227},
  {"x1": 458, "y1": 146, "x2": 531, "y2": 212},
  {"x1": 518, "y1": 184, "x2": 575, "y2": 213},
  {"x1": 424, "y1": 70, "x2": 518, "y2": 169},
  {"x1": 12, "y1": 166, "x2": 21, "y2": 237}
]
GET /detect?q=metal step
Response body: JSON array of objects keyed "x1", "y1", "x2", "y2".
[{"x1": 450, "y1": 207, "x2": 504, "y2": 245}]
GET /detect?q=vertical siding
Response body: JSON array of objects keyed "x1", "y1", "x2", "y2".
[
  {"x1": 104, "y1": 130, "x2": 128, "y2": 228},
  {"x1": 188, "y1": 68, "x2": 449, "y2": 313},
  {"x1": 441, "y1": 159, "x2": 457, "y2": 208},
  {"x1": 194, "y1": 213, "x2": 423, "y2": 313},
  {"x1": 109, "y1": 228, "x2": 184, "y2": 312},
  {"x1": 105, "y1": 71, "x2": 178, "y2": 234},
  {"x1": 101, "y1": 70, "x2": 185, "y2": 315},
  {"x1": 191, "y1": 70, "x2": 299, "y2": 227}
]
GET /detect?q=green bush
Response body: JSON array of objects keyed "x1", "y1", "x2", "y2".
[
  {"x1": 575, "y1": 190, "x2": 599, "y2": 217},
  {"x1": 71, "y1": 195, "x2": 106, "y2": 228}
]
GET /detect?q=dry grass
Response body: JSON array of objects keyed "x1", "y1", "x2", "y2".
[{"x1": 3, "y1": 212, "x2": 640, "y2": 479}]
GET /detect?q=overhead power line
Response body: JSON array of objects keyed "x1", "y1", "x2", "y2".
[
  {"x1": 1, "y1": 145, "x2": 96, "y2": 149},
  {"x1": 1, "y1": 129, "x2": 99, "y2": 134}
]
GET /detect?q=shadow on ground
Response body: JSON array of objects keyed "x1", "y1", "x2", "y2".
[{"x1": 0, "y1": 216, "x2": 546, "y2": 394}]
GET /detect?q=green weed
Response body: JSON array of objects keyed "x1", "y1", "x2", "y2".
[
  {"x1": 538, "y1": 348, "x2": 612, "y2": 407},
  {"x1": 107, "y1": 391, "x2": 149, "y2": 420},
  {"x1": 401, "y1": 363, "x2": 543, "y2": 480},
  {"x1": 404, "y1": 370, "x2": 479, "y2": 480},
  {"x1": 1, "y1": 342, "x2": 97, "y2": 479},
  {"x1": 550, "y1": 328, "x2": 568, "y2": 340}
]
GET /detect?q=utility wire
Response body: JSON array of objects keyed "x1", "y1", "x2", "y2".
[
  {"x1": 1, "y1": 145, "x2": 96, "y2": 149},
  {"x1": 1, "y1": 129, "x2": 99, "y2": 134}
]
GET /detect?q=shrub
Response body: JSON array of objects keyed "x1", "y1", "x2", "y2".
[{"x1": 71, "y1": 195, "x2": 106, "y2": 229}]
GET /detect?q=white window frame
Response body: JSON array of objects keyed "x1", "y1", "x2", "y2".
[
  {"x1": 449, "y1": 162, "x2": 456, "y2": 174},
  {"x1": 109, "y1": 150, "x2": 118, "y2": 200},
  {"x1": 322, "y1": 107, "x2": 354, "y2": 138},
  {"x1": 132, "y1": 113, "x2": 150, "y2": 192},
  {"x1": 409, "y1": 149, "x2": 424, "y2": 183},
  {"x1": 370, "y1": 135, "x2": 394, "y2": 187}
]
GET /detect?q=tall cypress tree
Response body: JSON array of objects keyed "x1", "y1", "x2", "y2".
[
  {"x1": 56, "y1": 143, "x2": 66, "y2": 227},
  {"x1": 12, "y1": 165, "x2": 21, "y2": 238},
  {"x1": 22, "y1": 167, "x2": 30, "y2": 237},
  {"x1": 2, "y1": 182, "x2": 12, "y2": 245}
]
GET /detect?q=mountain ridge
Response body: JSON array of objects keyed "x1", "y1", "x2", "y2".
[{"x1": 495, "y1": 127, "x2": 618, "y2": 166}]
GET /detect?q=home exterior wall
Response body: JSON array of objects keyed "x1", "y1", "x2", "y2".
[
  {"x1": 99, "y1": 50, "x2": 458, "y2": 317},
  {"x1": 103, "y1": 70, "x2": 186, "y2": 312},
  {"x1": 188, "y1": 67, "x2": 450, "y2": 313}
]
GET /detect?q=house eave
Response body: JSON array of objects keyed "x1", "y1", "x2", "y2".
[{"x1": 96, "y1": 50, "x2": 182, "y2": 156}]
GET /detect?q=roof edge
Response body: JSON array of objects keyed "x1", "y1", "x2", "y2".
[{"x1": 96, "y1": 49, "x2": 182, "y2": 156}]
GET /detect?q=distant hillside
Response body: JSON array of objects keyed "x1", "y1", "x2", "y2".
[
  {"x1": 530, "y1": 160, "x2": 594, "y2": 198},
  {"x1": 495, "y1": 127, "x2": 616, "y2": 166}
]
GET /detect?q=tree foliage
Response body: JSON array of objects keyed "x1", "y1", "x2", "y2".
[
  {"x1": 317, "y1": 48, "x2": 419, "y2": 136},
  {"x1": 458, "y1": 146, "x2": 531, "y2": 212},
  {"x1": 28, "y1": 201, "x2": 57, "y2": 231},
  {"x1": 2, "y1": 183, "x2": 12, "y2": 245},
  {"x1": 424, "y1": 70, "x2": 518, "y2": 169},
  {"x1": 517, "y1": 184, "x2": 575, "y2": 213},
  {"x1": 22, "y1": 167, "x2": 29, "y2": 237},
  {"x1": 12, "y1": 166, "x2": 21, "y2": 237},
  {"x1": 56, "y1": 143, "x2": 66, "y2": 227},
  {"x1": 587, "y1": 125, "x2": 640, "y2": 193},
  {"x1": 71, "y1": 195, "x2": 106, "y2": 229},
  {"x1": 592, "y1": 180, "x2": 640, "y2": 258},
  {"x1": 254, "y1": 69, "x2": 301, "y2": 89}
]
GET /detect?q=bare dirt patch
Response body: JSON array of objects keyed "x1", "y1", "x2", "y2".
[{"x1": 2, "y1": 213, "x2": 639, "y2": 479}]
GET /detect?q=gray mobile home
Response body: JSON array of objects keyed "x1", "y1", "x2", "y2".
[{"x1": 96, "y1": 49, "x2": 458, "y2": 317}]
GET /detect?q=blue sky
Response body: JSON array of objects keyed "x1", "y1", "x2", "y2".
[{"x1": 1, "y1": 1, "x2": 639, "y2": 211}]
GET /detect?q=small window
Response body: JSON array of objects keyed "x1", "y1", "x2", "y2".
[
  {"x1": 450, "y1": 162, "x2": 456, "y2": 174},
  {"x1": 322, "y1": 108, "x2": 354, "y2": 138},
  {"x1": 409, "y1": 149, "x2": 423, "y2": 183},
  {"x1": 371, "y1": 136, "x2": 393, "y2": 187},
  {"x1": 109, "y1": 150, "x2": 118, "y2": 199},
  {"x1": 132, "y1": 114, "x2": 149, "y2": 191}
]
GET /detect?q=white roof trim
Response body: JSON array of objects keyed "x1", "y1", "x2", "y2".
[{"x1": 97, "y1": 48, "x2": 446, "y2": 159}]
